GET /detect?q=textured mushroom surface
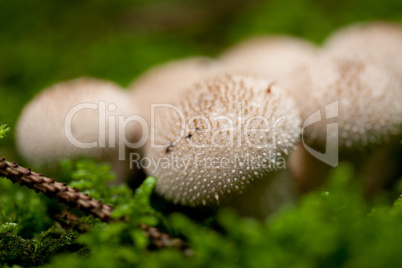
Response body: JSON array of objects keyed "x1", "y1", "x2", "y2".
[
  {"x1": 324, "y1": 22, "x2": 402, "y2": 77},
  {"x1": 144, "y1": 74, "x2": 301, "y2": 206},
  {"x1": 221, "y1": 36, "x2": 318, "y2": 82},
  {"x1": 130, "y1": 57, "x2": 223, "y2": 123},
  {"x1": 16, "y1": 78, "x2": 137, "y2": 168},
  {"x1": 286, "y1": 56, "x2": 402, "y2": 149}
]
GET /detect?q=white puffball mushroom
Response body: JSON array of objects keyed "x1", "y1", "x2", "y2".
[
  {"x1": 16, "y1": 78, "x2": 138, "y2": 180},
  {"x1": 286, "y1": 55, "x2": 402, "y2": 194},
  {"x1": 220, "y1": 36, "x2": 318, "y2": 83},
  {"x1": 130, "y1": 57, "x2": 223, "y2": 124},
  {"x1": 286, "y1": 55, "x2": 402, "y2": 149},
  {"x1": 284, "y1": 24, "x2": 402, "y2": 194},
  {"x1": 324, "y1": 21, "x2": 402, "y2": 77},
  {"x1": 144, "y1": 73, "x2": 301, "y2": 207}
]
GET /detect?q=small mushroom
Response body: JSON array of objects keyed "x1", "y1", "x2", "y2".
[
  {"x1": 16, "y1": 78, "x2": 138, "y2": 181},
  {"x1": 289, "y1": 23, "x2": 402, "y2": 193},
  {"x1": 220, "y1": 36, "x2": 318, "y2": 83},
  {"x1": 286, "y1": 55, "x2": 402, "y2": 149},
  {"x1": 144, "y1": 73, "x2": 301, "y2": 207},
  {"x1": 324, "y1": 21, "x2": 402, "y2": 77},
  {"x1": 130, "y1": 57, "x2": 224, "y2": 124},
  {"x1": 286, "y1": 55, "x2": 402, "y2": 192}
]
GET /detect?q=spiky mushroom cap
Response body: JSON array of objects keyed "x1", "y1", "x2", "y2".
[
  {"x1": 220, "y1": 36, "x2": 318, "y2": 82},
  {"x1": 130, "y1": 57, "x2": 223, "y2": 123},
  {"x1": 16, "y1": 78, "x2": 137, "y2": 169},
  {"x1": 324, "y1": 22, "x2": 402, "y2": 77},
  {"x1": 286, "y1": 56, "x2": 402, "y2": 149},
  {"x1": 144, "y1": 73, "x2": 301, "y2": 206}
]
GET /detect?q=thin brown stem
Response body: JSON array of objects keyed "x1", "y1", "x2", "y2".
[
  {"x1": 0, "y1": 157, "x2": 113, "y2": 221},
  {"x1": 0, "y1": 157, "x2": 187, "y2": 250}
]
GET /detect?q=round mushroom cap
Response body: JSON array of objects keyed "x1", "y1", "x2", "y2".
[
  {"x1": 324, "y1": 22, "x2": 402, "y2": 77},
  {"x1": 130, "y1": 57, "x2": 223, "y2": 123},
  {"x1": 144, "y1": 73, "x2": 301, "y2": 206},
  {"x1": 16, "y1": 78, "x2": 138, "y2": 169},
  {"x1": 221, "y1": 36, "x2": 318, "y2": 82},
  {"x1": 286, "y1": 56, "x2": 402, "y2": 149}
]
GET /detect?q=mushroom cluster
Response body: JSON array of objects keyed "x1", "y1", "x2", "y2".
[{"x1": 15, "y1": 21, "x2": 402, "y2": 218}]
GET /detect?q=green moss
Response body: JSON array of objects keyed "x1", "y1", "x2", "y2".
[
  {"x1": 1, "y1": 159, "x2": 402, "y2": 267},
  {"x1": 0, "y1": 125, "x2": 10, "y2": 139}
]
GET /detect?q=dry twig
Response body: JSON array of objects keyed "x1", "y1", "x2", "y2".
[
  {"x1": 0, "y1": 157, "x2": 187, "y2": 250},
  {"x1": 0, "y1": 157, "x2": 113, "y2": 221}
]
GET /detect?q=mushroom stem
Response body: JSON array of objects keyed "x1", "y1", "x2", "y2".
[
  {"x1": 288, "y1": 144, "x2": 332, "y2": 194},
  {"x1": 223, "y1": 170, "x2": 298, "y2": 219},
  {"x1": 362, "y1": 139, "x2": 402, "y2": 197}
]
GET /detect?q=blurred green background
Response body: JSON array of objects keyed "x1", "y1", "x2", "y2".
[{"x1": 0, "y1": 0, "x2": 401, "y2": 161}]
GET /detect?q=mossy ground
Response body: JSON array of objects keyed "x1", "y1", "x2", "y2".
[{"x1": 1, "y1": 158, "x2": 402, "y2": 267}]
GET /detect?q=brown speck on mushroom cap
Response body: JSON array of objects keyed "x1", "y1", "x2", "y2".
[
  {"x1": 220, "y1": 36, "x2": 318, "y2": 83},
  {"x1": 16, "y1": 78, "x2": 138, "y2": 175},
  {"x1": 144, "y1": 73, "x2": 301, "y2": 206},
  {"x1": 324, "y1": 22, "x2": 402, "y2": 77},
  {"x1": 286, "y1": 56, "x2": 402, "y2": 149}
]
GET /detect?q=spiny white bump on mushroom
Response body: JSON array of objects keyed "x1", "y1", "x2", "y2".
[
  {"x1": 144, "y1": 73, "x2": 301, "y2": 206},
  {"x1": 220, "y1": 36, "x2": 318, "y2": 83},
  {"x1": 285, "y1": 55, "x2": 402, "y2": 149},
  {"x1": 16, "y1": 78, "x2": 139, "y2": 170},
  {"x1": 130, "y1": 57, "x2": 224, "y2": 124},
  {"x1": 324, "y1": 21, "x2": 402, "y2": 77}
]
